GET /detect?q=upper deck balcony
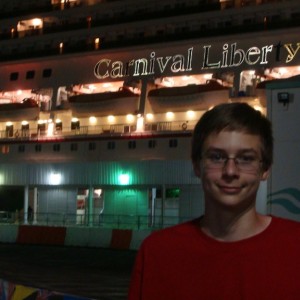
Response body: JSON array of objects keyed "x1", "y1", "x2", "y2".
[{"x1": 0, "y1": 0, "x2": 298, "y2": 62}]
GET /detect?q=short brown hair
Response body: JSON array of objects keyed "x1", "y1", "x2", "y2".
[{"x1": 191, "y1": 103, "x2": 273, "y2": 171}]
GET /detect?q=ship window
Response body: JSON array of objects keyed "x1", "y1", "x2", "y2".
[
  {"x1": 128, "y1": 140, "x2": 136, "y2": 149},
  {"x1": 38, "y1": 123, "x2": 46, "y2": 135},
  {"x1": 71, "y1": 120, "x2": 80, "y2": 130},
  {"x1": 70, "y1": 143, "x2": 78, "y2": 151},
  {"x1": 107, "y1": 141, "x2": 115, "y2": 150},
  {"x1": 26, "y1": 70, "x2": 35, "y2": 80},
  {"x1": 43, "y1": 68, "x2": 52, "y2": 78},
  {"x1": 10, "y1": 72, "x2": 19, "y2": 81},
  {"x1": 18, "y1": 145, "x2": 25, "y2": 153},
  {"x1": 88, "y1": 142, "x2": 96, "y2": 151},
  {"x1": 21, "y1": 124, "x2": 30, "y2": 137},
  {"x1": 148, "y1": 140, "x2": 157, "y2": 148},
  {"x1": 35, "y1": 144, "x2": 42, "y2": 152},
  {"x1": 5, "y1": 124, "x2": 13, "y2": 138},
  {"x1": 169, "y1": 139, "x2": 178, "y2": 148},
  {"x1": 53, "y1": 144, "x2": 60, "y2": 152}
]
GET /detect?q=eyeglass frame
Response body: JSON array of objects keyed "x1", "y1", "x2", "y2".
[{"x1": 201, "y1": 150, "x2": 263, "y2": 172}]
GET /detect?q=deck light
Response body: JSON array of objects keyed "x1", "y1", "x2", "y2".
[
  {"x1": 126, "y1": 114, "x2": 134, "y2": 122},
  {"x1": 89, "y1": 116, "x2": 97, "y2": 124},
  {"x1": 49, "y1": 172, "x2": 62, "y2": 185},
  {"x1": 187, "y1": 110, "x2": 195, "y2": 118},
  {"x1": 166, "y1": 112, "x2": 174, "y2": 119},
  {"x1": 108, "y1": 115, "x2": 115, "y2": 123},
  {"x1": 146, "y1": 113, "x2": 153, "y2": 120},
  {"x1": 118, "y1": 173, "x2": 130, "y2": 185}
]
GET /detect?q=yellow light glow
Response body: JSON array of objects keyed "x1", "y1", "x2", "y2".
[
  {"x1": 126, "y1": 114, "x2": 134, "y2": 122},
  {"x1": 21, "y1": 120, "x2": 28, "y2": 126},
  {"x1": 146, "y1": 113, "x2": 153, "y2": 120},
  {"x1": 89, "y1": 116, "x2": 97, "y2": 124},
  {"x1": 55, "y1": 119, "x2": 62, "y2": 124},
  {"x1": 108, "y1": 115, "x2": 115, "y2": 123},
  {"x1": 47, "y1": 122, "x2": 54, "y2": 136},
  {"x1": 203, "y1": 74, "x2": 213, "y2": 80},
  {"x1": 182, "y1": 76, "x2": 190, "y2": 81},
  {"x1": 32, "y1": 18, "x2": 42, "y2": 27},
  {"x1": 136, "y1": 115, "x2": 144, "y2": 132},
  {"x1": 166, "y1": 112, "x2": 174, "y2": 119},
  {"x1": 103, "y1": 83, "x2": 112, "y2": 88},
  {"x1": 71, "y1": 117, "x2": 78, "y2": 123},
  {"x1": 253, "y1": 105, "x2": 263, "y2": 113},
  {"x1": 187, "y1": 110, "x2": 195, "y2": 118},
  {"x1": 6, "y1": 122, "x2": 12, "y2": 126}
]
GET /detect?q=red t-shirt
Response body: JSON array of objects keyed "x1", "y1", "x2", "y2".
[{"x1": 128, "y1": 216, "x2": 300, "y2": 300}]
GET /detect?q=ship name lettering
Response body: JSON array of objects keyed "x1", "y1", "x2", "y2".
[{"x1": 202, "y1": 43, "x2": 273, "y2": 69}]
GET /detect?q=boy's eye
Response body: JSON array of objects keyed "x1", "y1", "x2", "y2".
[
  {"x1": 236, "y1": 155, "x2": 255, "y2": 163},
  {"x1": 208, "y1": 152, "x2": 226, "y2": 162}
]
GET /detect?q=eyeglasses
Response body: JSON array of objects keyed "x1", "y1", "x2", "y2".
[{"x1": 202, "y1": 151, "x2": 262, "y2": 172}]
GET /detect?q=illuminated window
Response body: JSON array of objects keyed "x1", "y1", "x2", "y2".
[
  {"x1": 5, "y1": 123, "x2": 13, "y2": 138},
  {"x1": 71, "y1": 118, "x2": 80, "y2": 130},
  {"x1": 21, "y1": 121, "x2": 29, "y2": 137}
]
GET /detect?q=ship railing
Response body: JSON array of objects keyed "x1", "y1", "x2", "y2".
[
  {"x1": 7, "y1": 211, "x2": 192, "y2": 230},
  {"x1": 0, "y1": 121, "x2": 195, "y2": 141}
]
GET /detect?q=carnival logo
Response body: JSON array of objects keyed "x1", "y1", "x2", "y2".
[
  {"x1": 94, "y1": 41, "x2": 300, "y2": 80},
  {"x1": 94, "y1": 48, "x2": 193, "y2": 79}
]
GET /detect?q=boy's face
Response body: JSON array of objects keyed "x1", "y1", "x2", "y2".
[{"x1": 193, "y1": 130, "x2": 269, "y2": 211}]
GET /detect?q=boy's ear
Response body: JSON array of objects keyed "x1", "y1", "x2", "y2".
[
  {"x1": 261, "y1": 168, "x2": 270, "y2": 181},
  {"x1": 193, "y1": 161, "x2": 201, "y2": 178}
]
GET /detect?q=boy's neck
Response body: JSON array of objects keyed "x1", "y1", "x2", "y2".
[{"x1": 200, "y1": 210, "x2": 272, "y2": 242}]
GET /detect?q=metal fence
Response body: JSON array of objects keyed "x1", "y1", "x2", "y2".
[
  {"x1": 3, "y1": 211, "x2": 191, "y2": 230},
  {"x1": 0, "y1": 120, "x2": 194, "y2": 142}
]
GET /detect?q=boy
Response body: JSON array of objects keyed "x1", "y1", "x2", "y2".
[{"x1": 128, "y1": 103, "x2": 300, "y2": 300}]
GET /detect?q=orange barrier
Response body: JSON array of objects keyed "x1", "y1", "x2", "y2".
[
  {"x1": 0, "y1": 224, "x2": 151, "y2": 249},
  {"x1": 17, "y1": 225, "x2": 66, "y2": 245}
]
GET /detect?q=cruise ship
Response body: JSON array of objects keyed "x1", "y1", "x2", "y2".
[{"x1": 0, "y1": 0, "x2": 300, "y2": 243}]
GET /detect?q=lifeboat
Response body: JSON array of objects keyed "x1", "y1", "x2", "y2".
[
  {"x1": 67, "y1": 87, "x2": 140, "y2": 117},
  {"x1": 147, "y1": 80, "x2": 229, "y2": 113},
  {"x1": 0, "y1": 98, "x2": 39, "y2": 121}
]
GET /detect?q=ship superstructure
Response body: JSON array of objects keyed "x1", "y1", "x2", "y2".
[{"x1": 0, "y1": 0, "x2": 300, "y2": 229}]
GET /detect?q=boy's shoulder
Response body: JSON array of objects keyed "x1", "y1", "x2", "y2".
[
  {"x1": 141, "y1": 218, "x2": 201, "y2": 247},
  {"x1": 270, "y1": 215, "x2": 300, "y2": 237}
]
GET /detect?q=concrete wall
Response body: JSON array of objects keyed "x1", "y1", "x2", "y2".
[{"x1": 0, "y1": 224, "x2": 152, "y2": 250}]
